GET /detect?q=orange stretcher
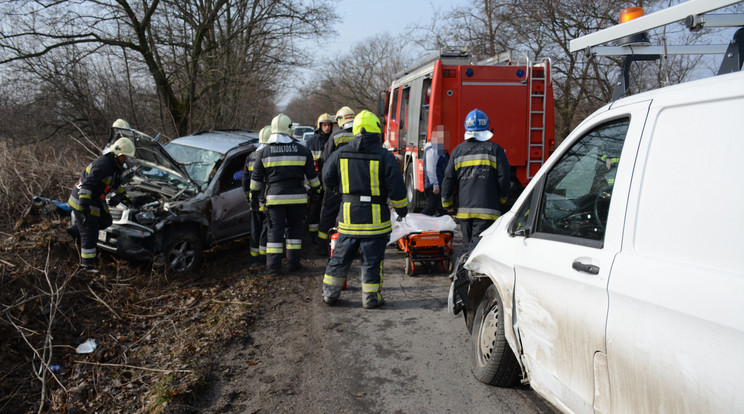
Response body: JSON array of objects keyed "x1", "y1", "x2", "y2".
[{"x1": 397, "y1": 230, "x2": 455, "y2": 276}]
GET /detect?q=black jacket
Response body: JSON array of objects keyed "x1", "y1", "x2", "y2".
[
  {"x1": 441, "y1": 139, "x2": 511, "y2": 220},
  {"x1": 68, "y1": 152, "x2": 128, "y2": 217},
  {"x1": 322, "y1": 133, "x2": 407, "y2": 237},
  {"x1": 250, "y1": 142, "x2": 320, "y2": 206},
  {"x1": 304, "y1": 131, "x2": 331, "y2": 180},
  {"x1": 321, "y1": 126, "x2": 354, "y2": 165}
]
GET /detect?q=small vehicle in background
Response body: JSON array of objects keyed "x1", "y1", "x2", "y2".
[{"x1": 291, "y1": 125, "x2": 313, "y2": 141}]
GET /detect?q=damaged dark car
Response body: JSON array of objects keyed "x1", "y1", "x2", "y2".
[{"x1": 94, "y1": 127, "x2": 259, "y2": 272}]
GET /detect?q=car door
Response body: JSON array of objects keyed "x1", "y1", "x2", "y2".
[
  {"x1": 509, "y1": 101, "x2": 650, "y2": 414},
  {"x1": 211, "y1": 151, "x2": 252, "y2": 242}
]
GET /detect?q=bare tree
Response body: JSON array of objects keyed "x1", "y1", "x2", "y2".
[{"x1": 0, "y1": 0, "x2": 336, "y2": 137}]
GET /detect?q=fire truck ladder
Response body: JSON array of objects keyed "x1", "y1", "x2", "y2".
[{"x1": 525, "y1": 58, "x2": 550, "y2": 180}]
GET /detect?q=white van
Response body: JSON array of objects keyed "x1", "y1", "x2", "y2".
[{"x1": 448, "y1": 3, "x2": 744, "y2": 413}]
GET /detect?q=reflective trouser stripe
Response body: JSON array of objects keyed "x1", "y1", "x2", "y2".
[
  {"x1": 81, "y1": 248, "x2": 96, "y2": 259},
  {"x1": 266, "y1": 243, "x2": 283, "y2": 254},
  {"x1": 318, "y1": 231, "x2": 328, "y2": 240},
  {"x1": 308, "y1": 224, "x2": 319, "y2": 232},
  {"x1": 286, "y1": 239, "x2": 302, "y2": 250},
  {"x1": 323, "y1": 274, "x2": 346, "y2": 286}
]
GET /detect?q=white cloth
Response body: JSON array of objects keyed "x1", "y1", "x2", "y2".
[
  {"x1": 388, "y1": 212, "x2": 457, "y2": 245},
  {"x1": 464, "y1": 129, "x2": 493, "y2": 141},
  {"x1": 267, "y1": 133, "x2": 293, "y2": 144}
]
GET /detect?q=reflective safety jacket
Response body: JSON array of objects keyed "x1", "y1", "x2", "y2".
[
  {"x1": 304, "y1": 131, "x2": 331, "y2": 180},
  {"x1": 322, "y1": 133, "x2": 407, "y2": 237},
  {"x1": 321, "y1": 126, "x2": 354, "y2": 165},
  {"x1": 441, "y1": 138, "x2": 511, "y2": 220},
  {"x1": 68, "y1": 152, "x2": 128, "y2": 217},
  {"x1": 250, "y1": 142, "x2": 320, "y2": 206}
]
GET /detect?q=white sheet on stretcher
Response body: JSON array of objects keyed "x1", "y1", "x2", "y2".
[{"x1": 388, "y1": 212, "x2": 457, "y2": 245}]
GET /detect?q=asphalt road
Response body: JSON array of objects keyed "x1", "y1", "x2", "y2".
[{"x1": 198, "y1": 234, "x2": 559, "y2": 414}]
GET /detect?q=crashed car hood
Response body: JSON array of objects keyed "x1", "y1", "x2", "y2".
[{"x1": 109, "y1": 127, "x2": 199, "y2": 189}]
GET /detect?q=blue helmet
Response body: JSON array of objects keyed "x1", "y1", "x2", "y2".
[{"x1": 464, "y1": 109, "x2": 490, "y2": 131}]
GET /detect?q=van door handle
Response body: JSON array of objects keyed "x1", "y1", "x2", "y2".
[{"x1": 572, "y1": 261, "x2": 599, "y2": 275}]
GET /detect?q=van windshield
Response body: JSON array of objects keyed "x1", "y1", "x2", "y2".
[{"x1": 165, "y1": 142, "x2": 224, "y2": 188}]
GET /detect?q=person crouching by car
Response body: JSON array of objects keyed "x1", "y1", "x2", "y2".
[{"x1": 68, "y1": 136, "x2": 135, "y2": 273}]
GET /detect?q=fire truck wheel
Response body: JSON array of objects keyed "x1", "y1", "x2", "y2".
[{"x1": 405, "y1": 167, "x2": 421, "y2": 212}]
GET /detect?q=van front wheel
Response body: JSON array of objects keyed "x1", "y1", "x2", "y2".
[{"x1": 471, "y1": 284, "x2": 521, "y2": 386}]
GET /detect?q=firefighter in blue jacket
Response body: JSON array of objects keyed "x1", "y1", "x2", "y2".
[
  {"x1": 250, "y1": 114, "x2": 321, "y2": 274},
  {"x1": 303, "y1": 113, "x2": 335, "y2": 250},
  {"x1": 68, "y1": 135, "x2": 135, "y2": 272},
  {"x1": 242, "y1": 125, "x2": 271, "y2": 259},
  {"x1": 441, "y1": 109, "x2": 511, "y2": 251},
  {"x1": 321, "y1": 110, "x2": 408, "y2": 309}
]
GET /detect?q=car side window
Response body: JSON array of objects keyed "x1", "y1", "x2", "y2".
[
  {"x1": 510, "y1": 192, "x2": 533, "y2": 234},
  {"x1": 218, "y1": 153, "x2": 249, "y2": 193},
  {"x1": 535, "y1": 118, "x2": 629, "y2": 243}
]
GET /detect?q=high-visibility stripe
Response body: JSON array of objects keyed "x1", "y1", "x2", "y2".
[
  {"x1": 334, "y1": 134, "x2": 353, "y2": 146},
  {"x1": 338, "y1": 224, "x2": 391, "y2": 236},
  {"x1": 338, "y1": 220, "x2": 392, "y2": 229},
  {"x1": 390, "y1": 197, "x2": 408, "y2": 208},
  {"x1": 265, "y1": 193, "x2": 307, "y2": 205},
  {"x1": 362, "y1": 283, "x2": 381, "y2": 292},
  {"x1": 266, "y1": 242, "x2": 283, "y2": 254},
  {"x1": 318, "y1": 231, "x2": 328, "y2": 240},
  {"x1": 340, "y1": 158, "x2": 349, "y2": 194},
  {"x1": 456, "y1": 212, "x2": 500, "y2": 220},
  {"x1": 343, "y1": 202, "x2": 351, "y2": 224},
  {"x1": 308, "y1": 177, "x2": 321, "y2": 188},
  {"x1": 250, "y1": 250, "x2": 259, "y2": 257},
  {"x1": 455, "y1": 159, "x2": 498, "y2": 170},
  {"x1": 286, "y1": 239, "x2": 302, "y2": 249},
  {"x1": 250, "y1": 179, "x2": 262, "y2": 190},
  {"x1": 369, "y1": 160, "x2": 380, "y2": 196},
  {"x1": 372, "y1": 203, "x2": 381, "y2": 224},
  {"x1": 308, "y1": 224, "x2": 319, "y2": 232},
  {"x1": 262, "y1": 156, "x2": 307, "y2": 168},
  {"x1": 81, "y1": 247, "x2": 96, "y2": 259},
  {"x1": 442, "y1": 199, "x2": 454, "y2": 208},
  {"x1": 323, "y1": 274, "x2": 346, "y2": 286},
  {"x1": 456, "y1": 207, "x2": 500, "y2": 220},
  {"x1": 311, "y1": 150, "x2": 322, "y2": 159},
  {"x1": 453, "y1": 154, "x2": 499, "y2": 171}
]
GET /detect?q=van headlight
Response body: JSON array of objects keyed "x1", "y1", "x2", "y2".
[{"x1": 135, "y1": 211, "x2": 157, "y2": 225}]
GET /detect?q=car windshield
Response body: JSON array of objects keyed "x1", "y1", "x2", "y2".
[{"x1": 165, "y1": 142, "x2": 224, "y2": 188}]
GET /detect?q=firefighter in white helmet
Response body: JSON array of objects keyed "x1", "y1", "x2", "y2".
[
  {"x1": 243, "y1": 126, "x2": 271, "y2": 259},
  {"x1": 303, "y1": 113, "x2": 334, "y2": 252},
  {"x1": 68, "y1": 135, "x2": 135, "y2": 273},
  {"x1": 317, "y1": 106, "x2": 356, "y2": 252},
  {"x1": 321, "y1": 110, "x2": 407, "y2": 308},
  {"x1": 249, "y1": 114, "x2": 321, "y2": 274}
]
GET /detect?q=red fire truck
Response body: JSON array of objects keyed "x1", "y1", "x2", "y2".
[{"x1": 380, "y1": 47, "x2": 555, "y2": 210}]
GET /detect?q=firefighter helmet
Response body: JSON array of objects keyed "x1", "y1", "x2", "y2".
[
  {"x1": 271, "y1": 113, "x2": 292, "y2": 136},
  {"x1": 335, "y1": 106, "x2": 355, "y2": 128},
  {"x1": 317, "y1": 113, "x2": 334, "y2": 129},
  {"x1": 464, "y1": 109, "x2": 493, "y2": 141},
  {"x1": 352, "y1": 110, "x2": 382, "y2": 136},
  {"x1": 111, "y1": 137, "x2": 135, "y2": 157},
  {"x1": 112, "y1": 119, "x2": 130, "y2": 129},
  {"x1": 259, "y1": 126, "x2": 271, "y2": 144}
]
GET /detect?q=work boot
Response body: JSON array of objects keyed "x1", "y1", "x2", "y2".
[
  {"x1": 362, "y1": 294, "x2": 385, "y2": 309},
  {"x1": 323, "y1": 295, "x2": 338, "y2": 306},
  {"x1": 78, "y1": 264, "x2": 99, "y2": 274}
]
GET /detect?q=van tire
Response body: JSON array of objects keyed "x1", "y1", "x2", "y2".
[
  {"x1": 471, "y1": 284, "x2": 521, "y2": 386},
  {"x1": 161, "y1": 228, "x2": 203, "y2": 273}
]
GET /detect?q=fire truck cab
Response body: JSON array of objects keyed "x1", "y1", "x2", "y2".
[{"x1": 380, "y1": 47, "x2": 555, "y2": 210}]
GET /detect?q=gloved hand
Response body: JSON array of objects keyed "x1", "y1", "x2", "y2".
[
  {"x1": 396, "y1": 206, "x2": 408, "y2": 221},
  {"x1": 108, "y1": 194, "x2": 123, "y2": 207}
]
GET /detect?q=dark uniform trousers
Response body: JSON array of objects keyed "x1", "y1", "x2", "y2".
[
  {"x1": 73, "y1": 209, "x2": 112, "y2": 266},
  {"x1": 322, "y1": 234, "x2": 387, "y2": 305},
  {"x1": 306, "y1": 191, "x2": 323, "y2": 236},
  {"x1": 250, "y1": 209, "x2": 268, "y2": 258},
  {"x1": 317, "y1": 189, "x2": 341, "y2": 240},
  {"x1": 460, "y1": 219, "x2": 495, "y2": 252},
  {"x1": 266, "y1": 204, "x2": 305, "y2": 271}
]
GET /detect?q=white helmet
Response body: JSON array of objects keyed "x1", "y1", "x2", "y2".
[
  {"x1": 259, "y1": 126, "x2": 271, "y2": 144},
  {"x1": 271, "y1": 114, "x2": 292, "y2": 136},
  {"x1": 112, "y1": 118, "x2": 130, "y2": 129},
  {"x1": 111, "y1": 137, "x2": 135, "y2": 157},
  {"x1": 335, "y1": 107, "x2": 355, "y2": 128}
]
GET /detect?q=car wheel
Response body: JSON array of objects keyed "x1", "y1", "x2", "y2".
[
  {"x1": 471, "y1": 284, "x2": 521, "y2": 386},
  {"x1": 162, "y1": 229, "x2": 203, "y2": 273}
]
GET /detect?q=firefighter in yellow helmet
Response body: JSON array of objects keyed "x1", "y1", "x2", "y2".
[
  {"x1": 303, "y1": 113, "x2": 334, "y2": 251},
  {"x1": 321, "y1": 110, "x2": 407, "y2": 308},
  {"x1": 250, "y1": 114, "x2": 321, "y2": 274},
  {"x1": 68, "y1": 136, "x2": 135, "y2": 273},
  {"x1": 243, "y1": 126, "x2": 271, "y2": 259},
  {"x1": 317, "y1": 106, "x2": 356, "y2": 251}
]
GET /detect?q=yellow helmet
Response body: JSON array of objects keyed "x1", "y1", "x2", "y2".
[
  {"x1": 316, "y1": 113, "x2": 334, "y2": 129},
  {"x1": 271, "y1": 113, "x2": 292, "y2": 136},
  {"x1": 352, "y1": 110, "x2": 382, "y2": 135},
  {"x1": 112, "y1": 118, "x2": 130, "y2": 129},
  {"x1": 111, "y1": 137, "x2": 135, "y2": 157},
  {"x1": 335, "y1": 106, "x2": 355, "y2": 128},
  {"x1": 259, "y1": 126, "x2": 271, "y2": 144}
]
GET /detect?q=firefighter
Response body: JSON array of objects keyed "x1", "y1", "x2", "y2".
[
  {"x1": 243, "y1": 126, "x2": 271, "y2": 260},
  {"x1": 317, "y1": 106, "x2": 356, "y2": 251},
  {"x1": 321, "y1": 110, "x2": 408, "y2": 309},
  {"x1": 303, "y1": 113, "x2": 335, "y2": 250},
  {"x1": 250, "y1": 114, "x2": 321, "y2": 274},
  {"x1": 441, "y1": 108, "x2": 511, "y2": 251},
  {"x1": 68, "y1": 136, "x2": 135, "y2": 273}
]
